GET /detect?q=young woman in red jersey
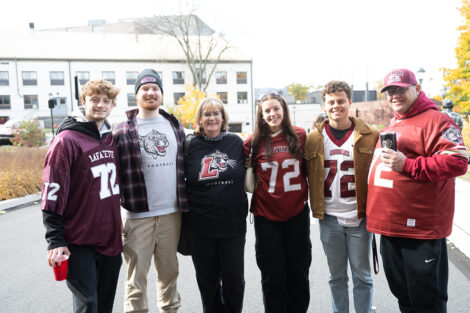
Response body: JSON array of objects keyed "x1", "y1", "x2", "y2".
[{"x1": 244, "y1": 92, "x2": 311, "y2": 313}]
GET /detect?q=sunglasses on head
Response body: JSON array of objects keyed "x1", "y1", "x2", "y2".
[{"x1": 257, "y1": 91, "x2": 280, "y2": 103}]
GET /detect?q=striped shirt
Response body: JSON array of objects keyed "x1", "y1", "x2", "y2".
[{"x1": 113, "y1": 108, "x2": 188, "y2": 213}]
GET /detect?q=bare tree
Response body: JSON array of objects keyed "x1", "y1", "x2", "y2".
[{"x1": 136, "y1": 14, "x2": 232, "y2": 92}]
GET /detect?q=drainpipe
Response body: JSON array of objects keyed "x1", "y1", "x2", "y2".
[{"x1": 14, "y1": 58, "x2": 21, "y2": 97}]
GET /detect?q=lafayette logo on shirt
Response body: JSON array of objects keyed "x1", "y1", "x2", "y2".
[
  {"x1": 199, "y1": 150, "x2": 236, "y2": 180},
  {"x1": 139, "y1": 130, "x2": 169, "y2": 159}
]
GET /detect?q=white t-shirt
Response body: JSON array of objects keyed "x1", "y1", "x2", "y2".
[{"x1": 122, "y1": 114, "x2": 178, "y2": 218}]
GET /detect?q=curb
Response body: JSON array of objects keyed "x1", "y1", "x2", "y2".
[
  {"x1": 0, "y1": 193, "x2": 41, "y2": 212},
  {"x1": 448, "y1": 224, "x2": 470, "y2": 259}
]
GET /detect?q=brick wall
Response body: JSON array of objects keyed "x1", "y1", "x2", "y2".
[{"x1": 350, "y1": 100, "x2": 394, "y2": 127}]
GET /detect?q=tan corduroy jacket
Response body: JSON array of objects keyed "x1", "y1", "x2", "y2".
[{"x1": 304, "y1": 117, "x2": 378, "y2": 220}]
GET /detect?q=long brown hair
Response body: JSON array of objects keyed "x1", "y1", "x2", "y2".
[{"x1": 252, "y1": 94, "x2": 300, "y2": 161}]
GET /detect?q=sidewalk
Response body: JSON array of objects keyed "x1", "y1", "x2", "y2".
[
  {"x1": 1, "y1": 180, "x2": 470, "y2": 258},
  {"x1": 0, "y1": 192, "x2": 40, "y2": 213},
  {"x1": 448, "y1": 178, "x2": 470, "y2": 258}
]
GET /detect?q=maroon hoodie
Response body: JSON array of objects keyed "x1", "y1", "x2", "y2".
[
  {"x1": 366, "y1": 92, "x2": 467, "y2": 239},
  {"x1": 41, "y1": 117, "x2": 122, "y2": 256}
]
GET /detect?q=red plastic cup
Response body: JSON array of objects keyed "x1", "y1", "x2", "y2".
[{"x1": 53, "y1": 255, "x2": 69, "y2": 281}]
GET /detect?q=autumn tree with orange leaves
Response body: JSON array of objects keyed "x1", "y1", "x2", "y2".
[
  {"x1": 443, "y1": 0, "x2": 470, "y2": 113},
  {"x1": 168, "y1": 84, "x2": 206, "y2": 129}
]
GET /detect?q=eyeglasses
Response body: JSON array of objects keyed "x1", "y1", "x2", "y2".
[
  {"x1": 202, "y1": 111, "x2": 221, "y2": 118},
  {"x1": 385, "y1": 87, "x2": 410, "y2": 96},
  {"x1": 257, "y1": 91, "x2": 280, "y2": 103}
]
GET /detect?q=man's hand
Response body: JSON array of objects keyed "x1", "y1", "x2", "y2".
[
  {"x1": 381, "y1": 148, "x2": 407, "y2": 172},
  {"x1": 47, "y1": 246, "x2": 70, "y2": 267}
]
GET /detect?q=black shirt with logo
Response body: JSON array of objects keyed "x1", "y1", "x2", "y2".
[{"x1": 184, "y1": 132, "x2": 248, "y2": 237}]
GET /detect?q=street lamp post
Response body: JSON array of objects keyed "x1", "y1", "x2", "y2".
[
  {"x1": 416, "y1": 67, "x2": 426, "y2": 86},
  {"x1": 441, "y1": 86, "x2": 448, "y2": 102},
  {"x1": 292, "y1": 105, "x2": 296, "y2": 125},
  {"x1": 48, "y1": 93, "x2": 56, "y2": 138}
]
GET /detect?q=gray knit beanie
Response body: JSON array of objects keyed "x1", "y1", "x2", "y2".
[{"x1": 135, "y1": 69, "x2": 163, "y2": 94}]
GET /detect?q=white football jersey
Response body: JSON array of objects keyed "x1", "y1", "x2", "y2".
[{"x1": 322, "y1": 124, "x2": 360, "y2": 227}]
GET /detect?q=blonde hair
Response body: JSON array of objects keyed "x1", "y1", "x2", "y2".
[
  {"x1": 80, "y1": 79, "x2": 120, "y2": 103},
  {"x1": 194, "y1": 98, "x2": 229, "y2": 136}
]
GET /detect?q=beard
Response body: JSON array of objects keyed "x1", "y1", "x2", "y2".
[{"x1": 138, "y1": 97, "x2": 162, "y2": 111}]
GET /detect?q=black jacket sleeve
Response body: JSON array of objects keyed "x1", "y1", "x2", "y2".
[{"x1": 42, "y1": 211, "x2": 67, "y2": 250}]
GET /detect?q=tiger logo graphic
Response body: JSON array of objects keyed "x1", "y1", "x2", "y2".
[
  {"x1": 199, "y1": 150, "x2": 236, "y2": 180},
  {"x1": 139, "y1": 130, "x2": 169, "y2": 159}
]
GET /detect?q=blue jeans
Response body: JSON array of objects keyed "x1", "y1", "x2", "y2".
[{"x1": 319, "y1": 215, "x2": 373, "y2": 313}]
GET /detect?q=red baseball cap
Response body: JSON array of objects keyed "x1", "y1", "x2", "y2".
[{"x1": 381, "y1": 69, "x2": 418, "y2": 93}]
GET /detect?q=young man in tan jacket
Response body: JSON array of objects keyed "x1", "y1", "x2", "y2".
[{"x1": 304, "y1": 81, "x2": 378, "y2": 313}]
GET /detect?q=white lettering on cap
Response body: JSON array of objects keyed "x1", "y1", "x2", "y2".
[
  {"x1": 141, "y1": 76, "x2": 157, "y2": 84},
  {"x1": 387, "y1": 73, "x2": 402, "y2": 84}
]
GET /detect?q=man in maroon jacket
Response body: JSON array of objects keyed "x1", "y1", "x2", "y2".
[
  {"x1": 42, "y1": 80, "x2": 122, "y2": 313},
  {"x1": 367, "y1": 69, "x2": 468, "y2": 313}
]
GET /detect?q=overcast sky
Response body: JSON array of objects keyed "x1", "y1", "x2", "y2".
[{"x1": 0, "y1": 0, "x2": 463, "y2": 96}]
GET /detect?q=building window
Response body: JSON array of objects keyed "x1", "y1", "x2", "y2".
[
  {"x1": 102, "y1": 71, "x2": 115, "y2": 84},
  {"x1": 0, "y1": 95, "x2": 11, "y2": 109},
  {"x1": 50, "y1": 71, "x2": 65, "y2": 85},
  {"x1": 196, "y1": 69, "x2": 206, "y2": 84},
  {"x1": 236, "y1": 72, "x2": 247, "y2": 84},
  {"x1": 216, "y1": 71, "x2": 227, "y2": 84},
  {"x1": 126, "y1": 71, "x2": 138, "y2": 85},
  {"x1": 0, "y1": 71, "x2": 9, "y2": 86},
  {"x1": 173, "y1": 72, "x2": 185, "y2": 84},
  {"x1": 217, "y1": 92, "x2": 228, "y2": 104},
  {"x1": 157, "y1": 72, "x2": 163, "y2": 82},
  {"x1": 22, "y1": 71, "x2": 37, "y2": 86},
  {"x1": 92, "y1": 25, "x2": 103, "y2": 33},
  {"x1": 24, "y1": 95, "x2": 38, "y2": 109},
  {"x1": 237, "y1": 92, "x2": 248, "y2": 104},
  {"x1": 127, "y1": 93, "x2": 136, "y2": 106},
  {"x1": 173, "y1": 92, "x2": 185, "y2": 105},
  {"x1": 77, "y1": 71, "x2": 90, "y2": 85},
  {"x1": 228, "y1": 123, "x2": 242, "y2": 132}
]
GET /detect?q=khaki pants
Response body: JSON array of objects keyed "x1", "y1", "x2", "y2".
[{"x1": 122, "y1": 212, "x2": 181, "y2": 313}]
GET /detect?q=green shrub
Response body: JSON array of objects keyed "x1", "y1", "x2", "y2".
[{"x1": 10, "y1": 119, "x2": 46, "y2": 147}]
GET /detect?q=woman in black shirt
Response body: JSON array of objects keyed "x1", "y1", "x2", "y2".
[{"x1": 184, "y1": 97, "x2": 248, "y2": 313}]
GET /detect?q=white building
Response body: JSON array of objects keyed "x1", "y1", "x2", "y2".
[{"x1": 0, "y1": 26, "x2": 253, "y2": 132}]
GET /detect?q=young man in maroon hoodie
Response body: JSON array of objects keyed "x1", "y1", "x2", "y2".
[{"x1": 367, "y1": 69, "x2": 468, "y2": 313}]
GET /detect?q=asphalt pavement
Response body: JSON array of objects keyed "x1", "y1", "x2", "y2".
[{"x1": 1, "y1": 197, "x2": 470, "y2": 312}]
